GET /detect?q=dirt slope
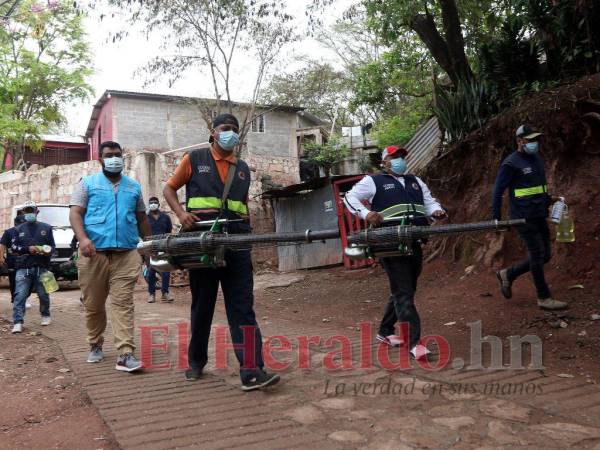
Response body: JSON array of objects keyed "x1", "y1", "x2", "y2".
[{"x1": 421, "y1": 74, "x2": 600, "y2": 283}]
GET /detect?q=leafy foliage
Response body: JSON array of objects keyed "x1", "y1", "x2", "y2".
[
  {"x1": 0, "y1": 0, "x2": 92, "y2": 169},
  {"x1": 260, "y1": 59, "x2": 351, "y2": 125},
  {"x1": 372, "y1": 104, "x2": 428, "y2": 149},
  {"x1": 303, "y1": 135, "x2": 350, "y2": 177},
  {"x1": 433, "y1": 78, "x2": 490, "y2": 142},
  {"x1": 357, "y1": 0, "x2": 600, "y2": 143}
]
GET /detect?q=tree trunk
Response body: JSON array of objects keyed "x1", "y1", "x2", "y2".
[
  {"x1": 410, "y1": 13, "x2": 458, "y2": 86},
  {"x1": 439, "y1": 0, "x2": 473, "y2": 83}
]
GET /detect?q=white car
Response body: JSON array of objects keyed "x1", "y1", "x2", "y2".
[{"x1": 11, "y1": 203, "x2": 77, "y2": 280}]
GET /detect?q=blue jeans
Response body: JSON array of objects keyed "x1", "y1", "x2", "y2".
[
  {"x1": 13, "y1": 268, "x2": 51, "y2": 324},
  {"x1": 147, "y1": 269, "x2": 170, "y2": 295}
]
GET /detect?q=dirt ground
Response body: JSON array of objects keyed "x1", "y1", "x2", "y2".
[
  {"x1": 250, "y1": 259, "x2": 600, "y2": 382},
  {"x1": 0, "y1": 248, "x2": 597, "y2": 449},
  {"x1": 0, "y1": 316, "x2": 119, "y2": 450}
]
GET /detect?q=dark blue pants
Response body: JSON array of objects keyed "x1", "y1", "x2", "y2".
[
  {"x1": 508, "y1": 218, "x2": 552, "y2": 299},
  {"x1": 378, "y1": 244, "x2": 423, "y2": 348},
  {"x1": 13, "y1": 268, "x2": 50, "y2": 324},
  {"x1": 8, "y1": 270, "x2": 16, "y2": 302},
  {"x1": 148, "y1": 269, "x2": 170, "y2": 295},
  {"x1": 188, "y1": 250, "x2": 264, "y2": 382}
]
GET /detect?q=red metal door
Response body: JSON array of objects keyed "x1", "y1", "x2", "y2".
[{"x1": 332, "y1": 176, "x2": 375, "y2": 269}]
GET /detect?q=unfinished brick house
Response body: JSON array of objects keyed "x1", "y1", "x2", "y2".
[{"x1": 85, "y1": 90, "x2": 326, "y2": 263}]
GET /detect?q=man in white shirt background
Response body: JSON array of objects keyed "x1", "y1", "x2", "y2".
[{"x1": 344, "y1": 145, "x2": 447, "y2": 360}]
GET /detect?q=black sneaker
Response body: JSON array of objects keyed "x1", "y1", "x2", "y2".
[
  {"x1": 185, "y1": 368, "x2": 202, "y2": 381},
  {"x1": 496, "y1": 269, "x2": 512, "y2": 299},
  {"x1": 115, "y1": 353, "x2": 142, "y2": 372},
  {"x1": 241, "y1": 370, "x2": 280, "y2": 392}
]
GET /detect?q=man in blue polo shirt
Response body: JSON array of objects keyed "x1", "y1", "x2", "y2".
[
  {"x1": 146, "y1": 196, "x2": 173, "y2": 303},
  {"x1": 70, "y1": 141, "x2": 151, "y2": 372},
  {"x1": 492, "y1": 124, "x2": 567, "y2": 310}
]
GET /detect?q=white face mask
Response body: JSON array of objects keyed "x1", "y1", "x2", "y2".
[{"x1": 149, "y1": 203, "x2": 159, "y2": 211}]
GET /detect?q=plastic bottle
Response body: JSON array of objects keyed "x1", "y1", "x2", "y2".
[
  {"x1": 550, "y1": 197, "x2": 565, "y2": 224},
  {"x1": 556, "y1": 205, "x2": 575, "y2": 243},
  {"x1": 40, "y1": 271, "x2": 59, "y2": 293}
]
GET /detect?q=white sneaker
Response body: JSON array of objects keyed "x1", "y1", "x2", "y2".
[
  {"x1": 410, "y1": 344, "x2": 432, "y2": 360},
  {"x1": 40, "y1": 316, "x2": 52, "y2": 326},
  {"x1": 376, "y1": 334, "x2": 404, "y2": 347},
  {"x1": 12, "y1": 323, "x2": 23, "y2": 333},
  {"x1": 25, "y1": 302, "x2": 32, "y2": 309}
]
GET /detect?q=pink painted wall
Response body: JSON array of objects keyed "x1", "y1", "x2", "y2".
[{"x1": 90, "y1": 97, "x2": 114, "y2": 159}]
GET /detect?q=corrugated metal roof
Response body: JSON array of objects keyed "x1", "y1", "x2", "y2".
[
  {"x1": 405, "y1": 117, "x2": 442, "y2": 172},
  {"x1": 42, "y1": 134, "x2": 87, "y2": 144},
  {"x1": 261, "y1": 175, "x2": 362, "y2": 199}
]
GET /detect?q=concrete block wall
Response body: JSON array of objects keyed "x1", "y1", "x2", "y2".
[
  {"x1": 0, "y1": 161, "x2": 100, "y2": 230},
  {"x1": 112, "y1": 97, "x2": 300, "y2": 159}
]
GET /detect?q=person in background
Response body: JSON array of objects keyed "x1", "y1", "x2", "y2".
[
  {"x1": 146, "y1": 196, "x2": 173, "y2": 303},
  {"x1": 492, "y1": 124, "x2": 567, "y2": 310},
  {"x1": 9, "y1": 201, "x2": 55, "y2": 333},
  {"x1": 344, "y1": 145, "x2": 447, "y2": 360},
  {"x1": 69, "y1": 141, "x2": 151, "y2": 372},
  {"x1": 0, "y1": 210, "x2": 26, "y2": 303}
]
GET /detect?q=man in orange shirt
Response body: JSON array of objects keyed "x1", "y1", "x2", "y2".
[{"x1": 163, "y1": 113, "x2": 280, "y2": 391}]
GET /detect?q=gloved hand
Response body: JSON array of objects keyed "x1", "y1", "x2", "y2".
[{"x1": 366, "y1": 211, "x2": 384, "y2": 227}]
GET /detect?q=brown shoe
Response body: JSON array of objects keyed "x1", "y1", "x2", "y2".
[{"x1": 537, "y1": 298, "x2": 568, "y2": 310}]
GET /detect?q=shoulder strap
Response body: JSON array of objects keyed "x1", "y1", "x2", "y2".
[{"x1": 218, "y1": 161, "x2": 238, "y2": 219}]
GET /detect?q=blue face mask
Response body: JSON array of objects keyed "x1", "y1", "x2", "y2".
[
  {"x1": 524, "y1": 142, "x2": 539, "y2": 155},
  {"x1": 103, "y1": 156, "x2": 124, "y2": 173},
  {"x1": 217, "y1": 130, "x2": 240, "y2": 151},
  {"x1": 24, "y1": 213, "x2": 36, "y2": 223},
  {"x1": 390, "y1": 158, "x2": 407, "y2": 175}
]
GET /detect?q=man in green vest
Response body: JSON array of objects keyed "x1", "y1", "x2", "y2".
[{"x1": 164, "y1": 113, "x2": 279, "y2": 391}]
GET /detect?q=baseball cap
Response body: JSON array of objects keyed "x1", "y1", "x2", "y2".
[
  {"x1": 381, "y1": 145, "x2": 408, "y2": 160},
  {"x1": 22, "y1": 200, "x2": 37, "y2": 211},
  {"x1": 516, "y1": 124, "x2": 542, "y2": 140},
  {"x1": 209, "y1": 113, "x2": 240, "y2": 143}
]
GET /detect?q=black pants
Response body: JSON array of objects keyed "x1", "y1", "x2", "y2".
[
  {"x1": 188, "y1": 249, "x2": 264, "y2": 382},
  {"x1": 378, "y1": 244, "x2": 423, "y2": 348},
  {"x1": 507, "y1": 217, "x2": 552, "y2": 299}
]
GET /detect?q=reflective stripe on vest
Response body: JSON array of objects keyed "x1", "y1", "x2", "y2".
[
  {"x1": 514, "y1": 185, "x2": 547, "y2": 198},
  {"x1": 379, "y1": 203, "x2": 427, "y2": 219},
  {"x1": 187, "y1": 197, "x2": 249, "y2": 215}
]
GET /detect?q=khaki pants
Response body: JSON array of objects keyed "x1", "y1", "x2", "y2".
[{"x1": 78, "y1": 250, "x2": 141, "y2": 354}]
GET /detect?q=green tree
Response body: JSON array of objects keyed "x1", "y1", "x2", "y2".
[
  {"x1": 260, "y1": 59, "x2": 351, "y2": 125},
  {"x1": 303, "y1": 135, "x2": 350, "y2": 177},
  {"x1": 0, "y1": 0, "x2": 92, "y2": 170},
  {"x1": 372, "y1": 105, "x2": 427, "y2": 149}
]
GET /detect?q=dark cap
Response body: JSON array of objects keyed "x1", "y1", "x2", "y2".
[
  {"x1": 212, "y1": 113, "x2": 239, "y2": 130},
  {"x1": 210, "y1": 113, "x2": 240, "y2": 143},
  {"x1": 516, "y1": 124, "x2": 543, "y2": 139}
]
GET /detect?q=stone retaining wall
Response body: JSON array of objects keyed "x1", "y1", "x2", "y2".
[{"x1": 0, "y1": 150, "x2": 299, "y2": 266}]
